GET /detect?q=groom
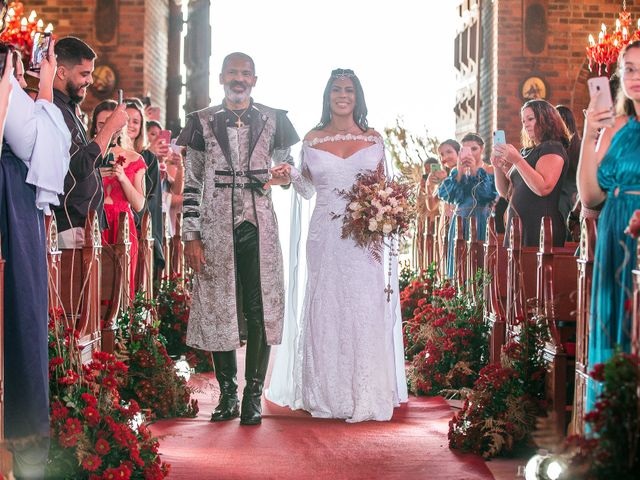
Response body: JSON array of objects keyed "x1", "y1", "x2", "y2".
[{"x1": 177, "y1": 52, "x2": 299, "y2": 425}]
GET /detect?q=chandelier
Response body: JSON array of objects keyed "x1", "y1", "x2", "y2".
[
  {"x1": 0, "y1": 2, "x2": 54, "y2": 58},
  {"x1": 586, "y1": 1, "x2": 640, "y2": 76}
]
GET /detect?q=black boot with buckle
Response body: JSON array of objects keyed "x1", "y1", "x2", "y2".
[
  {"x1": 210, "y1": 351, "x2": 240, "y2": 422},
  {"x1": 240, "y1": 321, "x2": 271, "y2": 426}
]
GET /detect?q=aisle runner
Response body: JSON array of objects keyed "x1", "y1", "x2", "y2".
[{"x1": 150, "y1": 364, "x2": 493, "y2": 479}]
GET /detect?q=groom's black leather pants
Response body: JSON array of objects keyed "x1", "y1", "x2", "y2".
[{"x1": 212, "y1": 221, "x2": 270, "y2": 424}]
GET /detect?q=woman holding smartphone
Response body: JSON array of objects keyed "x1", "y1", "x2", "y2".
[
  {"x1": 491, "y1": 100, "x2": 569, "y2": 247},
  {"x1": 577, "y1": 40, "x2": 640, "y2": 413},
  {"x1": 90, "y1": 100, "x2": 147, "y2": 298},
  {"x1": 437, "y1": 133, "x2": 497, "y2": 278}
]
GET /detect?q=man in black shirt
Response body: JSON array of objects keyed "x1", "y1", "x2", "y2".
[{"x1": 51, "y1": 36, "x2": 128, "y2": 247}]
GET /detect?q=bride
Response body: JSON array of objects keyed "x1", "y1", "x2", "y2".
[{"x1": 267, "y1": 68, "x2": 408, "y2": 422}]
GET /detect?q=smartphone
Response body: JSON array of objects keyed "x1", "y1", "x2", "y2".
[
  {"x1": 29, "y1": 32, "x2": 51, "y2": 71},
  {"x1": 493, "y1": 130, "x2": 506, "y2": 146},
  {"x1": 430, "y1": 163, "x2": 443, "y2": 173},
  {"x1": 158, "y1": 129, "x2": 171, "y2": 145},
  {"x1": 117, "y1": 89, "x2": 123, "y2": 105},
  {"x1": 459, "y1": 146, "x2": 472, "y2": 159},
  {"x1": 587, "y1": 76, "x2": 615, "y2": 127}
]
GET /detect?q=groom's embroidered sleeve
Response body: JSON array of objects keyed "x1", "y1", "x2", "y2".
[{"x1": 177, "y1": 114, "x2": 206, "y2": 241}]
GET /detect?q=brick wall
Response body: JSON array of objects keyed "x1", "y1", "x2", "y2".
[
  {"x1": 24, "y1": 0, "x2": 170, "y2": 121},
  {"x1": 457, "y1": 0, "x2": 640, "y2": 155}
]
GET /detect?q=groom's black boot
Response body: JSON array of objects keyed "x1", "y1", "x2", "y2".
[
  {"x1": 210, "y1": 351, "x2": 240, "y2": 422},
  {"x1": 240, "y1": 323, "x2": 271, "y2": 426}
]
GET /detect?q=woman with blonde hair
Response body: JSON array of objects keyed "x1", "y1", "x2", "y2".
[{"x1": 90, "y1": 99, "x2": 146, "y2": 297}]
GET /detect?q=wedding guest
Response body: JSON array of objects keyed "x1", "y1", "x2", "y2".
[
  {"x1": 556, "y1": 104, "x2": 581, "y2": 225},
  {"x1": 125, "y1": 98, "x2": 165, "y2": 271},
  {"x1": 577, "y1": 40, "x2": 640, "y2": 413},
  {"x1": 1, "y1": 33, "x2": 70, "y2": 478},
  {"x1": 415, "y1": 157, "x2": 441, "y2": 268},
  {"x1": 492, "y1": 99, "x2": 569, "y2": 247},
  {"x1": 51, "y1": 36, "x2": 128, "y2": 248},
  {"x1": 425, "y1": 139, "x2": 459, "y2": 215},
  {"x1": 12, "y1": 50, "x2": 27, "y2": 88},
  {"x1": 438, "y1": 133, "x2": 497, "y2": 277},
  {"x1": 90, "y1": 100, "x2": 146, "y2": 298}
]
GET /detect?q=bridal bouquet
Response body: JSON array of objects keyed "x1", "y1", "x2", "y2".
[{"x1": 334, "y1": 162, "x2": 415, "y2": 261}]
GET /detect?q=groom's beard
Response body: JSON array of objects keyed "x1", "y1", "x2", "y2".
[{"x1": 224, "y1": 82, "x2": 252, "y2": 106}]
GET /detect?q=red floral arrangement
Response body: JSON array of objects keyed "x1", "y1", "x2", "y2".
[
  {"x1": 115, "y1": 155, "x2": 127, "y2": 166},
  {"x1": 334, "y1": 162, "x2": 415, "y2": 261},
  {"x1": 47, "y1": 308, "x2": 170, "y2": 479},
  {"x1": 117, "y1": 292, "x2": 199, "y2": 419},
  {"x1": 157, "y1": 274, "x2": 213, "y2": 373},
  {"x1": 448, "y1": 313, "x2": 549, "y2": 458},
  {"x1": 564, "y1": 352, "x2": 640, "y2": 478},
  {"x1": 399, "y1": 265, "x2": 489, "y2": 395},
  {"x1": 400, "y1": 266, "x2": 437, "y2": 359}
]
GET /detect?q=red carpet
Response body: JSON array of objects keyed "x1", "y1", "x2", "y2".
[{"x1": 150, "y1": 354, "x2": 493, "y2": 479}]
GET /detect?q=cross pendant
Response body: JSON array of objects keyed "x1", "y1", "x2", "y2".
[
  {"x1": 235, "y1": 118, "x2": 244, "y2": 128},
  {"x1": 384, "y1": 284, "x2": 393, "y2": 302}
]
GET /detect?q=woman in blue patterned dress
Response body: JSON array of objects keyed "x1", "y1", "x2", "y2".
[
  {"x1": 577, "y1": 40, "x2": 640, "y2": 412},
  {"x1": 437, "y1": 133, "x2": 497, "y2": 278}
]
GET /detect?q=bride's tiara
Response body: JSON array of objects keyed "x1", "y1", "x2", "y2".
[{"x1": 331, "y1": 68, "x2": 355, "y2": 79}]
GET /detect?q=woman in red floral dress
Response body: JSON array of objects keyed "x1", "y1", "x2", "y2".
[{"x1": 90, "y1": 100, "x2": 146, "y2": 299}]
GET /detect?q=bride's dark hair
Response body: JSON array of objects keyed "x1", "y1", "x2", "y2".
[{"x1": 314, "y1": 68, "x2": 369, "y2": 132}]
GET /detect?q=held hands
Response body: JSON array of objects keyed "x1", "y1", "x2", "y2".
[
  {"x1": 37, "y1": 38, "x2": 57, "y2": 92},
  {"x1": 584, "y1": 90, "x2": 615, "y2": 142},
  {"x1": 106, "y1": 104, "x2": 129, "y2": 133},
  {"x1": 264, "y1": 163, "x2": 291, "y2": 189},
  {"x1": 150, "y1": 139, "x2": 170, "y2": 159},
  {"x1": 493, "y1": 143, "x2": 522, "y2": 167},
  {"x1": 426, "y1": 170, "x2": 447, "y2": 190},
  {"x1": 185, "y1": 240, "x2": 206, "y2": 272}
]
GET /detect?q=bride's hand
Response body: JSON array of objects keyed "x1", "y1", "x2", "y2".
[{"x1": 264, "y1": 164, "x2": 291, "y2": 189}]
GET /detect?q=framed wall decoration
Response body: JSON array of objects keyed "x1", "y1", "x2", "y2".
[
  {"x1": 92, "y1": 64, "x2": 118, "y2": 98},
  {"x1": 520, "y1": 76, "x2": 548, "y2": 101}
]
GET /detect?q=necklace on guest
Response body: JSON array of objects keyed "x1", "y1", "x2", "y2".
[{"x1": 230, "y1": 107, "x2": 249, "y2": 128}]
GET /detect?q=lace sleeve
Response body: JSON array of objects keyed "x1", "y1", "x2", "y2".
[{"x1": 290, "y1": 148, "x2": 315, "y2": 200}]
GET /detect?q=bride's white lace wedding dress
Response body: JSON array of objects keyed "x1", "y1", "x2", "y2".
[{"x1": 267, "y1": 134, "x2": 408, "y2": 423}]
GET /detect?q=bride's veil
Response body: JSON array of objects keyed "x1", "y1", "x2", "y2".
[{"x1": 266, "y1": 165, "x2": 309, "y2": 408}]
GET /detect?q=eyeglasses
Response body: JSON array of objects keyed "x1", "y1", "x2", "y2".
[{"x1": 620, "y1": 65, "x2": 640, "y2": 79}]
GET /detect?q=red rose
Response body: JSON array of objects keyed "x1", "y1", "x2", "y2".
[{"x1": 115, "y1": 155, "x2": 127, "y2": 166}]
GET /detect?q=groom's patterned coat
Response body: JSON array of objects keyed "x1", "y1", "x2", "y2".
[{"x1": 177, "y1": 102, "x2": 298, "y2": 351}]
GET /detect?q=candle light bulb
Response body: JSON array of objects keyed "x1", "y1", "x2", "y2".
[
  {"x1": 37, "y1": 19, "x2": 43, "y2": 29},
  {"x1": 614, "y1": 38, "x2": 619, "y2": 47},
  {"x1": 7, "y1": 7, "x2": 14, "y2": 17},
  {"x1": 589, "y1": 34, "x2": 595, "y2": 46},
  {"x1": 28, "y1": 10, "x2": 36, "y2": 22},
  {"x1": 20, "y1": 17, "x2": 27, "y2": 26},
  {"x1": 599, "y1": 31, "x2": 605, "y2": 43},
  {"x1": 45, "y1": 23, "x2": 54, "y2": 33},
  {"x1": 602, "y1": 23, "x2": 607, "y2": 34},
  {"x1": 616, "y1": 18, "x2": 621, "y2": 31},
  {"x1": 623, "y1": 26, "x2": 628, "y2": 40}
]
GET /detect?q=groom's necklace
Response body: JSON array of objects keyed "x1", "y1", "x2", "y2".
[{"x1": 230, "y1": 108, "x2": 249, "y2": 128}]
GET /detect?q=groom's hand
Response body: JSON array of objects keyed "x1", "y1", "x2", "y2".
[
  {"x1": 264, "y1": 164, "x2": 291, "y2": 189},
  {"x1": 185, "y1": 240, "x2": 206, "y2": 272}
]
